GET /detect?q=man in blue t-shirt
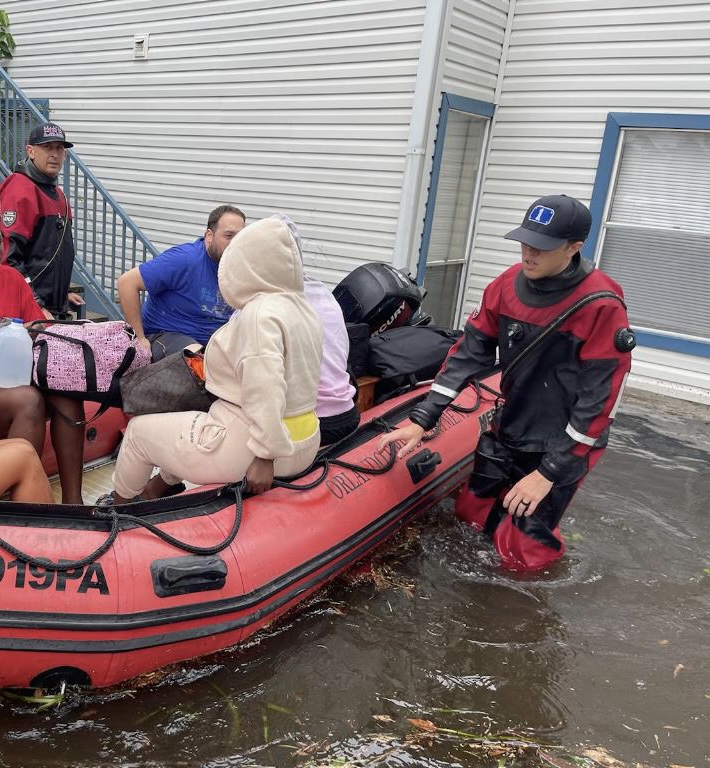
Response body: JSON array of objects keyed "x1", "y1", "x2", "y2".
[{"x1": 118, "y1": 205, "x2": 245, "y2": 359}]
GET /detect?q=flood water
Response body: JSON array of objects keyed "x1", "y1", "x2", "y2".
[{"x1": 0, "y1": 390, "x2": 708, "y2": 768}]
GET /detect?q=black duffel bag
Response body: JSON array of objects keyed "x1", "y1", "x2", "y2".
[
  {"x1": 365, "y1": 325, "x2": 462, "y2": 403},
  {"x1": 345, "y1": 322, "x2": 370, "y2": 378},
  {"x1": 120, "y1": 348, "x2": 215, "y2": 416}
]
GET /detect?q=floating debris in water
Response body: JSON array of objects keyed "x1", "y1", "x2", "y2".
[{"x1": 0, "y1": 680, "x2": 66, "y2": 711}]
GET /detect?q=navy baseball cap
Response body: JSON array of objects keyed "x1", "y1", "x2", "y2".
[
  {"x1": 28, "y1": 122, "x2": 73, "y2": 148},
  {"x1": 504, "y1": 194, "x2": 591, "y2": 250}
]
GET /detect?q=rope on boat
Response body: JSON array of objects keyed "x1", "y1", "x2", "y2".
[
  {"x1": 94, "y1": 481, "x2": 244, "y2": 557},
  {"x1": 0, "y1": 507, "x2": 120, "y2": 571},
  {"x1": 465, "y1": 379, "x2": 503, "y2": 408},
  {"x1": 0, "y1": 380, "x2": 502, "y2": 570},
  {"x1": 273, "y1": 379, "x2": 497, "y2": 490},
  {"x1": 0, "y1": 483, "x2": 244, "y2": 570},
  {"x1": 454, "y1": 382, "x2": 484, "y2": 412},
  {"x1": 273, "y1": 437, "x2": 398, "y2": 491}
]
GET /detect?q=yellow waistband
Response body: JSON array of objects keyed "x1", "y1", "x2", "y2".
[{"x1": 283, "y1": 411, "x2": 318, "y2": 441}]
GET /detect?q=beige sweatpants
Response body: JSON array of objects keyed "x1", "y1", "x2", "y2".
[{"x1": 113, "y1": 399, "x2": 321, "y2": 499}]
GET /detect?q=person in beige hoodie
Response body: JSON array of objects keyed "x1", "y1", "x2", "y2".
[{"x1": 109, "y1": 216, "x2": 323, "y2": 501}]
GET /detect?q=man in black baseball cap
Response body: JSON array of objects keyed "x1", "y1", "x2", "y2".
[
  {"x1": 0, "y1": 119, "x2": 79, "y2": 318},
  {"x1": 378, "y1": 192, "x2": 634, "y2": 572},
  {"x1": 501, "y1": 194, "x2": 592, "y2": 282},
  {"x1": 0, "y1": 119, "x2": 88, "y2": 504},
  {"x1": 27, "y1": 121, "x2": 74, "y2": 148}
]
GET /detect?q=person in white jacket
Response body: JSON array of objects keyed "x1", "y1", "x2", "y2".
[{"x1": 108, "y1": 216, "x2": 323, "y2": 501}]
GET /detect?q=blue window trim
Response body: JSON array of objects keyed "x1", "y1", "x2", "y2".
[
  {"x1": 416, "y1": 93, "x2": 495, "y2": 284},
  {"x1": 586, "y1": 112, "x2": 710, "y2": 358}
]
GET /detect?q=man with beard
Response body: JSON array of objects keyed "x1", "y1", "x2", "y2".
[{"x1": 117, "y1": 205, "x2": 245, "y2": 360}]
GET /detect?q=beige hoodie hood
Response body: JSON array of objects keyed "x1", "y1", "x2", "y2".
[
  {"x1": 204, "y1": 216, "x2": 322, "y2": 460},
  {"x1": 218, "y1": 216, "x2": 304, "y2": 310}
]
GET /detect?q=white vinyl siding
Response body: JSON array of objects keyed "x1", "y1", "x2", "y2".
[
  {"x1": 627, "y1": 345, "x2": 710, "y2": 404},
  {"x1": 3, "y1": 0, "x2": 427, "y2": 285},
  {"x1": 418, "y1": 0, "x2": 506, "y2": 323},
  {"x1": 441, "y1": 0, "x2": 509, "y2": 103},
  {"x1": 463, "y1": 0, "x2": 710, "y2": 317},
  {"x1": 458, "y1": 0, "x2": 710, "y2": 401},
  {"x1": 3, "y1": 0, "x2": 709, "y2": 401}
]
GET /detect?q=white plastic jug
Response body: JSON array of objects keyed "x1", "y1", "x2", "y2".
[{"x1": 0, "y1": 318, "x2": 34, "y2": 388}]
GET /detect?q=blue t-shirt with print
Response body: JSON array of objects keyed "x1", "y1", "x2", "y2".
[{"x1": 140, "y1": 238, "x2": 233, "y2": 346}]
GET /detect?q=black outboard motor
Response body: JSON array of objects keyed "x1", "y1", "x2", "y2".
[{"x1": 333, "y1": 263, "x2": 426, "y2": 336}]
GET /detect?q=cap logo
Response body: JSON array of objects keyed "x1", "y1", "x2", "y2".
[
  {"x1": 42, "y1": 124, "x2": 65, "y2": 140},
  {"x1": 528, "y1": 205, "x2": 555, "y2": 226}
]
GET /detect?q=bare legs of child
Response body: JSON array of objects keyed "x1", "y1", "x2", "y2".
[{"x1": 0, "y1": 438, "x2": 54, "y2": 503}]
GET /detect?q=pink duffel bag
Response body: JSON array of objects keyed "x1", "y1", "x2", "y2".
[{"x1": 30, "y1": 319, "x2": 151, "y2": 402}]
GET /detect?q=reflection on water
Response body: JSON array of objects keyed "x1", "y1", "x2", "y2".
[{"x1": 0, "y1": 391, "x2": 708, "y2": 767}]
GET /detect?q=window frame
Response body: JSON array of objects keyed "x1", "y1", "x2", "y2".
[
  {"x1": 587, "y1": 112, "x2": 710, "y2": 358},
  {"x1": 417, "y1": 93, "x2": 494, "y2": 323}
]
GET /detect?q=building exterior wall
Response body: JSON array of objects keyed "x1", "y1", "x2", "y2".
[
  {"x1": 404, "y1": 0, "x2": 508, "y2": 318},
  {"x1": 2, "y1": 0, "x2": 428, "y2": 285},
  {"x1": 463, "y1": 0, "x2": 710, "y2": 403},
  {"x1": 2, "y1": 0, "x2": 708, "y2": 401},
  {"x1": 441, "y1": 0, "x2": 508, "y2": 102}
]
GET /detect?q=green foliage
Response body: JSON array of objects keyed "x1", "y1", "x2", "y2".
[{"x1": 0, "y1": 9, "x2": 17, "y2": 60}]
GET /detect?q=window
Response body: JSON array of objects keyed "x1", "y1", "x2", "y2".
[
  {"x1": 588, "y1": 113, "x2": 710, "y2": 357},
  {"x1": 418, "y1": 94, "x2": 493, "y2": 328}
]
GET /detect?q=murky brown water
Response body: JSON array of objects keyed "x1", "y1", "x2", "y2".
[{"x1": 0, "y1": 391, "x2": 708, "y2": 768}]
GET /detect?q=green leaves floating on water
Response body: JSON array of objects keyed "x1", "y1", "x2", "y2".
[
  {"x1": 266, "y1": 701, "x2": 294, "y2": 715},
  {"x1": 0, "y1": 681, "x2": 66, "y2": 711}
]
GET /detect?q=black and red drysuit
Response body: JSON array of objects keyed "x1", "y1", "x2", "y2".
[
  {"x1": 0, "y1": 161, "x2": 75, "y2": 316},
  {"x1": 408, "y1": 253, "x2": 634, "y2": 570}
]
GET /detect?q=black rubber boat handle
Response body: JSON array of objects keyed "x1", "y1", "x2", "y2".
[{"x1": 151, "y1": 555, "x2": 228, "y2": 597}]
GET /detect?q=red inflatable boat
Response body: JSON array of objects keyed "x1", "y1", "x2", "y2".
[{"x1": 0, "y1": 378, "x2": 499, "y2": 690}]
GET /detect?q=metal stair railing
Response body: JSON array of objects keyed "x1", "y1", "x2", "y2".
[{"x1": 1, "y1": 67, "x2": 158, "y2": 320}]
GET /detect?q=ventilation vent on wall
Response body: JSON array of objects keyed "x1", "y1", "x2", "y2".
[{"x1": 133, "y1": 34, "x2": 149, "y2": 60}]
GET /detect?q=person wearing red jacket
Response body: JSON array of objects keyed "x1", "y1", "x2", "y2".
[
  {"x1": 379, "y1": 195, "x2": 635, "y2": 571},
  {"x1": 0, "y1": 122, "x2": 84, "y2": 318}
]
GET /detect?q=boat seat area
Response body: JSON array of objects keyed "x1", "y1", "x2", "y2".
[
  {"x1": 41, "y1": 380, "x2": 382, "y2": 504},
  {"x1": 50, "y1": 460, "x2": 116, "y2": 505},
  {"x1": 356, "y1": 375, "x2": 380, "y2": 413}
]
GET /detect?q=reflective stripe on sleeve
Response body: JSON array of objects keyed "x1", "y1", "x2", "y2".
[
  {"x1": 565, "y1": 423, "x2": 598, "y2": 447},
  {"x1": 609, "y1": 372, "x2": 629, "y2": 419},
  {"x1": 431, "y1": 382, "x2": 459, "y2": 399}
]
